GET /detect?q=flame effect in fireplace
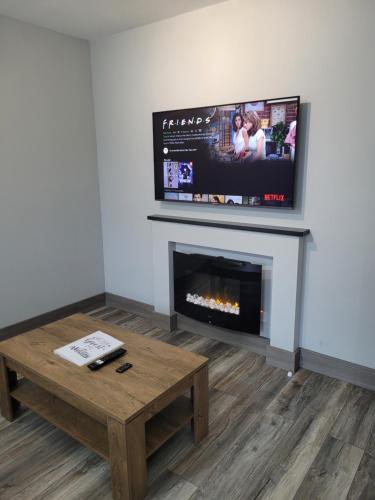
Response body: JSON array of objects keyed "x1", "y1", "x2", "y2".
[{"x1": 186, "y1": 293, "x2": 240, "y2": 315}]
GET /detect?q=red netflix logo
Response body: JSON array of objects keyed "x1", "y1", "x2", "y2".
[{"x1": 264, "y1": 194, "x2": 285, "y2": 202}]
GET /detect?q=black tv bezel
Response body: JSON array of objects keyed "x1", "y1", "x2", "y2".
[{"x1": 152, "y1": 95, "x2": 301, "y2": 210}]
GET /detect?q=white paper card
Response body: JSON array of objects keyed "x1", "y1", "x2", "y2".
[{"x1": 53, "y1": 331, "x2": 124, "y2": 366}]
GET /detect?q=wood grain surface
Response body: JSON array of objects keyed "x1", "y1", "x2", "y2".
[
  {"x1": 0, "y1": 313, "x2": 207, "y2": 424},
  {"x1": 0, "y1": 305, "x2": 374, "y2": 499}
]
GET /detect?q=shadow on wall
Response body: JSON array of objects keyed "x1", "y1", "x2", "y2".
[{"x1": 293, "y1": 102, "x2": 310, "y2": 217}]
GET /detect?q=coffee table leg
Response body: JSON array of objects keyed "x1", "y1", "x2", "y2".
[
  {"x1": 108, "y1": 416, "x2": 147, "y2": 500},
  {"x1": 192, "y1": 364, "x2": 209, "y2": 443},
  {"x1": 0, "y1": 356, "x2": 16, "y2": 421}
]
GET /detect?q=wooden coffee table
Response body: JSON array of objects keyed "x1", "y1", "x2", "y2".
[{"x1": 0, "y1": 314, "x2": 208, "y2": 500}]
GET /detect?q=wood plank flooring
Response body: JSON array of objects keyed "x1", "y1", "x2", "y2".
[{"x1": 0, "y1": 305, "x2": 374, "y2": 500}]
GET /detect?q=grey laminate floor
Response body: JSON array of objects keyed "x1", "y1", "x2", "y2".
[{"x1": 1, "y1": 305, "x2": 374, "y2": 500}]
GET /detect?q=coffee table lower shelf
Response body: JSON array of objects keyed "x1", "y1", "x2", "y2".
[{"x1": 11, "y1": 379, "x2": 193, "y2": 460}]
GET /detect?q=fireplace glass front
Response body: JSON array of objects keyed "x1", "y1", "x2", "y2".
[{"x1": 173, "y1": 251, "x2": 262, "y2": 334}]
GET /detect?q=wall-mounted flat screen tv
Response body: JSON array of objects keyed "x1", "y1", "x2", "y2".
[{"x1": 153, "y1": 96, "x2": 300, "y2": 208}]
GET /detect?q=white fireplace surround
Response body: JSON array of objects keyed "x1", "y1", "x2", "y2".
[{"x1": 150, "y1": 218, "x2": 306, "y2": 354}]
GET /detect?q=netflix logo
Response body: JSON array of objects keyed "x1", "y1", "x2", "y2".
[{"x1": 264, "y1": 194, "x2": 286, "y2": 202}]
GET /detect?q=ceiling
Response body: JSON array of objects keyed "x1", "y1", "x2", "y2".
[{"x1": 0, "y1": 0, "x2": 228, "y2": 40}]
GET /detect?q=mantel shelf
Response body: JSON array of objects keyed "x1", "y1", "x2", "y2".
[{"x1": 148, "y1": 214, "x2": 310, "y2": 237}]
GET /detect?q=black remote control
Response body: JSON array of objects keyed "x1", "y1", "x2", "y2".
[
  {"x1": 87, "y1": 348, "x2": 127, "y2": 371},
  {"x1": 116, "y1": 362, "x2": 133, "y2": 373}
]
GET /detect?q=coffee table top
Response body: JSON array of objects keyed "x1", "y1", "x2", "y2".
[{"x1": 0, "y1": 314, "x2": 208, "y2": 423}]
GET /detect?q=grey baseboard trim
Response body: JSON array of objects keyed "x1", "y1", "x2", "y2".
[
  {"x1": 0, "y1": 293, "x2": 106, "y2": 341},
  {"x1": 105, "y1": 292, "x2": 178, "y2": 332},
  {"x1": 266, "y1": 345, "x2": 300, "y2": 372},
  {"x1": 300, "y1": 348, "x2": 375, "y2": 392},
  {"x1": 151, "y1": 311, "x2": 177, "y2": 332},
  {"x1": 176, "y1": 313, "x2": 269, "y2": 356},
  {"x1": 105, "y1": 293, "x2": 154, "y2": 319},
  {"x1": 86, "y1": 292, "x2": 375, "y2": 391}
]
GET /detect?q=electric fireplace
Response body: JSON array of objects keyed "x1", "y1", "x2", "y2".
[{"x1": 173, "y1": 251, "x2": 262, "y2": 334}]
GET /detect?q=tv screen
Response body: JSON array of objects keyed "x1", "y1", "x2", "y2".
[{"x1": 153, "y1": 96, "x2": 300, "y2": 208}]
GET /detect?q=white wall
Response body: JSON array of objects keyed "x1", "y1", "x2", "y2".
[
  {"x1": 0, "y1": 15, "x2": 104, "y2": 328},
  {"x1": 91, "y1": 0, "x2": 375, "y2": 368}
]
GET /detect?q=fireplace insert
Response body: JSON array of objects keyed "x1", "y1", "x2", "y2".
[{"x1": 173, "y1": 251, "x2": 262, "y2": 335}]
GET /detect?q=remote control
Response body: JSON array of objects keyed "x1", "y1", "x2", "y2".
[
  {"x1": 116, "y1": 362, "x2": 133, "y2": 373},
  {"x1": 87, "y1": 348, "x2": 127, "y2": 371}
]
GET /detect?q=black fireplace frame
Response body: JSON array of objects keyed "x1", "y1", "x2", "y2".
[{"x1": 173, "y1": 251, "x2": 262, "y2": 335}]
